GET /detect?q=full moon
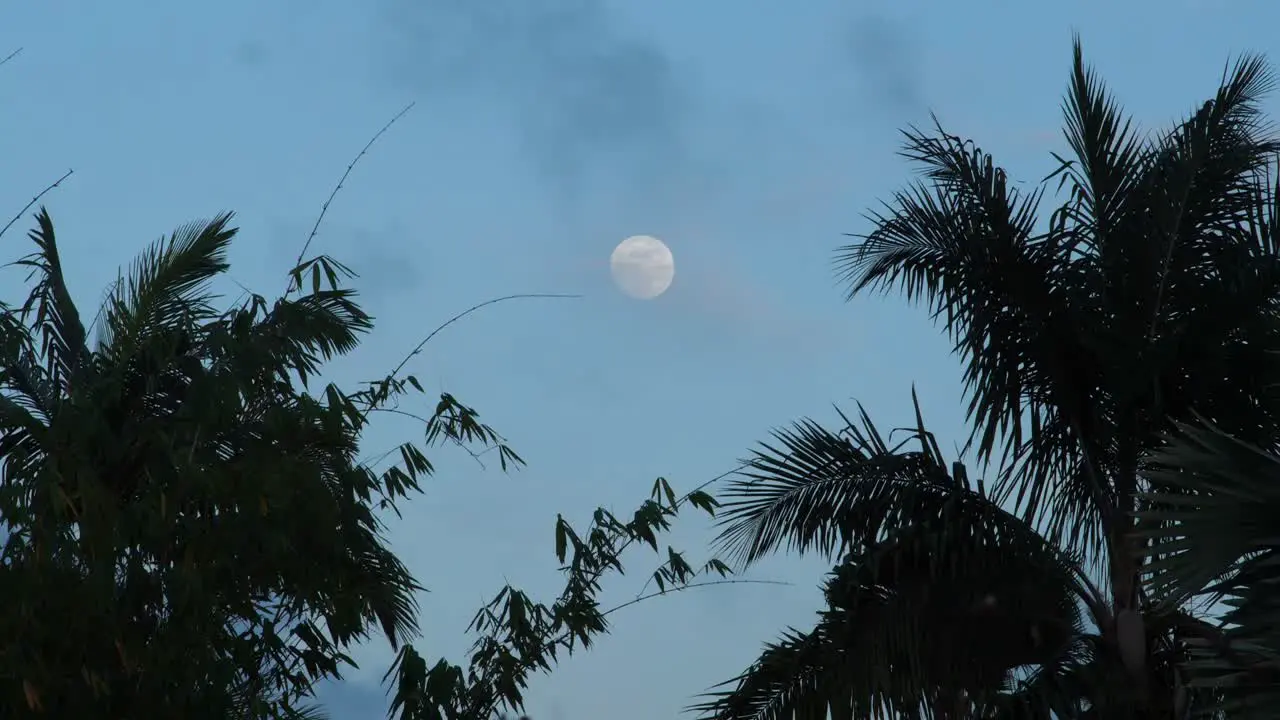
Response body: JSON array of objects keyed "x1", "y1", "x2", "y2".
[{"x1": 610, "y1": 235, "x2": 675, "y2": 300}]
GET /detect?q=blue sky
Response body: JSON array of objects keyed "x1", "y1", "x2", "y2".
[{"x1": 2, "y1": 0, "x2": 1276, "y2": 718}]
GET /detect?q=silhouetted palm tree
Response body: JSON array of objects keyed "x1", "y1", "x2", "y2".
[{"x1": 696, "y1": 38, "x2": 1280, "y2": 719}]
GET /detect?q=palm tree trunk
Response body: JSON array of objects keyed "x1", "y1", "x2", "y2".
[{"x1": 1111, "y1": 433, "x2": 1153, "y2": 711}]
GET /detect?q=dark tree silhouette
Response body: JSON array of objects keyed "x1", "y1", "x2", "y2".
[
  {"x1": 0, "y1": 209, "x2": 518, "y2": 718},
  {"x1": 696, "y1": 38, "x2": 1280, "y2": 719}
]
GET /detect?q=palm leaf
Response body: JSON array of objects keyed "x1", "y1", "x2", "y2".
[
  {"x1": 14, "y1": 207, "x2": 88, "y2": 395},
  {"x1": 213, "y1": 289, "x2": 373, "y2": 388},
  {"x1": 98, "y1": 212, "x2": 235, "y2": 359},
  {"x1": 0, "y1": 306, "x2": 58, "y2": 422},
  {"x1": 714, "y1": 390, "x2": 1068, "y2": 573},
  {"x1": 835, "y1": 109, "x2": 1107, "y2": 560},
  {"x1": 1137, "y1": 417, "x2": 1280, "y2": 717},
  {"x1": 1048, "y1": 35, "x2": 1146, "y2": 258},
  {"x1": 697, "y1": 505, "x2": 1091, "y2": 720}
]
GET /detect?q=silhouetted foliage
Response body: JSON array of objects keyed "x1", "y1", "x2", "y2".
[
  {"x1": 698, "y1": 37, "x2": 1280, "y2": 719},
  {"x1": 0, "y1": 208, "x2": 520, "y2": 718},
  {"x1": 1138, "y1": 412, "x2": 1280, "y2": 715},
  {"x1": 0, "y1": 204, "x2": 732, "y2": 720},
  {"x1": 384, "y1": 475, "x2": 729, "y2": 720}
]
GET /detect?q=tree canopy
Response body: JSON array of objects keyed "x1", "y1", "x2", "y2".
[
  {"x1": 696, "y1": 38, "x2": 1280, "y2": 719},
  {"x1": 0, "y1": 208, "x2": 521, "y2": 718}
]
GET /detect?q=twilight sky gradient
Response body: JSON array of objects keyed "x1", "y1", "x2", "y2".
[{"x1": 2, "y1": 1, "x2": 1275, "y2": 718}]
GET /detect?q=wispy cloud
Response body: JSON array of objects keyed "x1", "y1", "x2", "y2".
[
  {"x1": 262, "y1": 218, "x2": 421, "y2": 304},
  {"x1": 557, "y1": 228, "x2": 838, "y2": 355},
  {"x1": 368, "y1": 2, "x2": 872, "y2": 349},
  {"x1": 374, "y1": 0, "x2": 691, "y2": 198},
  {"x1": 844, "y1": 13, "x2": 926, "y2": 116},
  {"x1": 667, "y1": 249, "x2": 838, "y2": 355}
]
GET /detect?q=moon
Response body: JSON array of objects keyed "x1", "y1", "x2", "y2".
[{"x1": 610, "y1": 235, "x2": 675, "y2": 300}]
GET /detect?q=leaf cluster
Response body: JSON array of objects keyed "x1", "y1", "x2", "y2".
[
  {"x1": 385, "y1": 477, "x2": 728, "y2": 720},
  {"x1": 0, "y1": 209, "x2": 516, "y2": 719}
]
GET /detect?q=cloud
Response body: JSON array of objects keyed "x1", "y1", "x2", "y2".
[
  {"x1": 675, "y1": 279, "x2": 838, "y2": 362},
  {"x1": 260, "y1": 218, "x2": 420, "y2": 304},
  {"x1": 232, "y1": 39, "x2": 268, "y2": 67},
  {"x1": 341, "y1": 232, "x2": 421, "y2": 303},
  {"x1": 375, "y1": 0, "x2": 691, "y2": 197},
  {"x1": 676, "y1": 266, "x2": 787, "y2": 342},
  {"x1": 841, "y1": 13, "x2": 926, "y2": 118},
  {"x1": 366, "y1": 3, "x2": 869, "y2": 347}
]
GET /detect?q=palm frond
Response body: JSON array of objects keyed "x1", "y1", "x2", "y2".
[
  {"x1": 99, "y1": 213, "x2": 235, "y2": 360},
  {"x1": 0, "y1": 306, "x2": 57, "y2": 423},
  {"x1": 983, "y1": 633, "x2": 1110, "y2": 720},
  {"x1": 14, "y1": 208, "x2": 88, "y2": 395},
  {"x1": 1138, "y1": 417, "x2": 1280, "y2": 717},
  {"x1": 1047, "y1": 35, "x2": 1145, "y2": 260},
  {"x1": 835, "y1": 117, "x2": 1109, "y2": 560},
  {"x1": 712, "y1": 403, "x2": 947, "y2": 568},
  {"x1": 713, "y1": 391, "x2": 1072, "y2": 574},
  {"x1": 232, "y1": 290, "x2": 373, "y2": 386},
  {"x1": 339, "y1": 532, "x2": 423, "y2": 650},
  {"x1": 698, "y1": 508, "x2": 1091, "y2": 720},
  {"x1": 690, "y1": 623, "x2": 916, "y2": 720}
]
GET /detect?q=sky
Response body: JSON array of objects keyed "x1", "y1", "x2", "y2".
[{"x1": 1, "y1": 0, "x2": 1276, "y2": 718}]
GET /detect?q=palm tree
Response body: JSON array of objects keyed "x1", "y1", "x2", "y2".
[
  {"x1": 695, "y1": 38, "x2": 1280, "y2": 719},
  {"x1": 0, "y1": 208, "x2": 507, "y2": 718},
  {"x1": 693, "y1": 397, "x2": 1221, "y2": 718}
]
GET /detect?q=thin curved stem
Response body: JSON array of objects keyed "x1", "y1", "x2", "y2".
[{"x1": 387, "y1": 293, "x2": 581, "y2": 379}]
